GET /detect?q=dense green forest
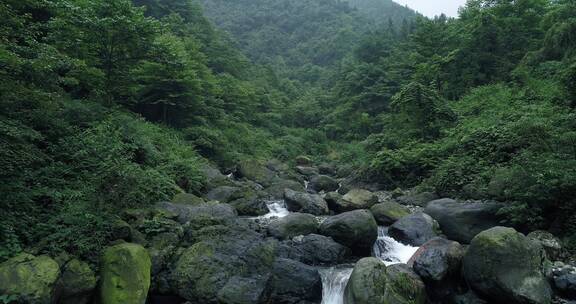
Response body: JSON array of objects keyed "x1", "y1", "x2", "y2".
[{"x1": 1, "y1": 0, "x2": 576, "y2": 295}]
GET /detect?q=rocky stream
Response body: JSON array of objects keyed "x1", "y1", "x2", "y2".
[{"x1": 1, "y1": 158, "x2": 575, "y2": 304}]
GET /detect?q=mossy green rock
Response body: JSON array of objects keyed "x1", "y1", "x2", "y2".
[
  {"x1": 370, "y1": 201, "x2": 410, "y2": 225},
  {"x1": 59, "y1": 259, "x2": 97, "y2": 304},
  {"x1": 238, "y1": 160, "x2": 276, "y2": 187},
  {"x1": 100, "y1": 243, "x2": 151, "y2": 304},
  {"x1": 383, "y1": 264, "x2": 426, "y2": 304},
  {"x1": 172, "y1": 193, "x2": 204, "y2": 205},
  {"x1": 463, "y1": 226, "x2": 552, "y2": 304},
  {"x1": 0, "y1": 253, "x2": 60, "y2": 304},
  {"x1": 344, "y1": 257, "x2": 388, "y2": 304}
]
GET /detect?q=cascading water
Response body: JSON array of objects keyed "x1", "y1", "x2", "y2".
[
  {"x1": 373, "y1": 226, "x2": 419, "y2": 266},
  {"x1": 261, "y1": 199, "x2": 290, "y2": 219},
  {"x1": 319, "y1": 266, "x2": 354, "y2": 304}
]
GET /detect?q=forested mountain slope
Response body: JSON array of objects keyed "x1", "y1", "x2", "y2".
[{"x1": 198, "y1": 0, "x2": 417, "y2": 85}]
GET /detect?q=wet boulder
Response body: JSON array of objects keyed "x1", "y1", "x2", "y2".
[
  {"x1": 100, "y1": 243, "x2": 151, "y2": 304},
  {"x1": 0, "y1": 253, "x2": 60, "y2": 304},
  {"x1": 463, "y1": 227, "x2": 552, "y2": 304},
  {"x1": 268, "y1": 213, "x2": 319, "y2": 240},
  {"x1": 344, "y1": 257, "x2": 387, "y2": 304},
  {"x1": 551, "y1": 263, "x2": 576, "y2": 299},
  {"x1": 425, "y1": 198, "x2": 504, "y2": 244},
  {"x1": 284, "y1": 189, "x2": 329, "y2": 215},
  {"x1": 278, "y1": 234, "x2": 351, "y2": 266},
  {"x1": 333, "y1": 189, "x2": 378, "y2": 212},
  {"x1": 410, "y1": 237, "x2": 464, "y2": 282},
  {"x1": 205, "y1": 186, "x2": 243, "y2": 203},
  {"x1": 388, "y1": 212, "x2": 438, "y2": 246},
  {"x1": 309, "y1": 175, "x2": 340, "y2": 192},
  {"x1": 156, "y1": 201, "x2": 237, "y2": 225},
  {"x1": 319, "y1": 210, "x2": 378, "y2": 255},
  {"x1": 270, "y1": 258, "x2": 322, "y2": 304},
  {"x1": 370, "y1": 201, "x2": 411, "y2": 225},
  {"x1": 57, "y1": 259, "x2": 97, "y2": 304},
  {"x1": 324, "y1": 191, "x2": 342, "y2": 210}
]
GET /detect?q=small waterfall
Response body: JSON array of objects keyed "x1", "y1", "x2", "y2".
[
  {"x1": 261, "y1": 200, "x2": 290, "y2": 219},
  {"x1": 319, "y1": 266, "x2": 354, "y2": 304},
  {"x1": 373, "y1": 226, "x2": 419, "y2": 266}
]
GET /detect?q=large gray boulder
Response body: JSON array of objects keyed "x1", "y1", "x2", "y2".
[
  {"x1": 265, "y1": 179, "x2": 305, "y2": 199},
  {"x1": 319, "y1": 210, "x2": 378, "y2": 255},
  {"x1": 344, "y1": 258, "x2": 426, "y2": 304},
  {"x1": 171, "y1": 228, "x2": 276, "y2": 303},
  {"x1": 332, "y1": 189, "x2": 378, "y2": 213},
  {"x1": 397, "y1": 191, "x2": 438, "y2": 207},
  {"x1": 527, "y1": 230, "x2": 565, "y2": 261},
  {"x1": 237, "y1": 160, "x2": 277, "y2": 187},
  {"x1": 344, "y1": 257, "x2": 387, "y2": 304},
  {"x1": 57, "y1": 259, "x2": 97, "y2": 304},
  {"x1": 388, "y1": 212, "x2": 438, "y2": 246},
  {"x1": 309, "y1": 175, "x2": 340, "y2": 192},
  {"x1": 284, "y1": 189, "x2": 329, "y2": 215},
  {"x1": 425, "y1": 198, "x2": 504, "y2": 243},
  {"x1": 156, "y1": 202, "x2": 237, "y2": 225},
  {"x1": 268, "y1": 213, "x2": 319, "y2": 240},
  {"x1": 462, "y1": 227, "x2": 552, "y2": 304},
  {"x1": 370, "y1": 201, "x2": 410, "y2": 225},
  {"x1": 270, "y1": 258, "x2": 322, "y2": 304},
  {"x1": 410, "y1": 237, "x2": 464, "y2": 282},
  {"x1": 277, "y1": 234, "x2": 351, "y2": 266},
  {"x1": 217, "y1": 275, "x2": 271, "y2": 304}
]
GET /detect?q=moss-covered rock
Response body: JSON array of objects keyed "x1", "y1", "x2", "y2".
[
  {"x1": 58, "y1": 259, "x2": 97, "y2": 304},
  {"x1": 172, "y1": 193, "x2": 204, "y2": 205},
  {"x1": 370, "y1": 201, "x2": 410, "y2": 225},
  {"x1": 333, "y1": 189, "x2": 379, "y2": 212},
  {"x1": 463, "y1": 227, "x2": 552, "y2": 304},
  {"x1": 267, "y1": 213, "x2": 319, "y2": 240},
  {"x1": 0, "y1": 253, "x2": 60, "y2": 304},
  {"x1": 237, "y1": 160, "x2": 277, "y2": 187},
  {"x1": 344, "y1": 257, "x2": 387, "y2": 304},
  {"x1": 384, "y1": 264, "x2": 426, "y2": 304},
  {"x1": 100, "y1": 243, "x2": 151, "y2": 304},
  {"x1": 309, "y1": 175, "x2": 340, "y2": 192},
  {"x1": 319, "y1": 210, "x2": 378, "y2": 255}
]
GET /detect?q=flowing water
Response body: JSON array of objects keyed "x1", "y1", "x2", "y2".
[
  {"x1": 319, "y1": 266, "x2": 354, "y2": 304},
  {"x1": 261, "y1": 199, "x2": 290, "y2": 219},
  {"x1": 373, "y1": 226, "x2": 419, "y2": 266}
]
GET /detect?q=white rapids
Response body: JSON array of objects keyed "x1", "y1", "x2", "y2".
[
  {"x1": 319, "y1": 266, "x2": 354, "y2": 304},
  {"x1": 261, "y1": 200, "x2": 290, "y2": 219},
  {"x1": 373, "y1": 226, "x2": 419, "y2": 266}
]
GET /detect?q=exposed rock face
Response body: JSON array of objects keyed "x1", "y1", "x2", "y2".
[
  {"x1": 319, "y1": 210, "x2": 378, "y2": 255},
  {"x1": 344, "y1": 258, "x2": 425, "y2": 304},
  {"x1": 270, "y1": 258, "x2": 322, "y2": 304},
  {"x1": 388, "y1": 212, "x2": 438, "y2": 246},
  {"x1": 309, "y1": 175, "x2": 340, "y2": 192},
  {"x1": 58, "y1": 259, "x2": 97, "y2": 304},
  {"x1": 332, "y1": 189, "x2": 378, "y2": 212},
  {"x1": 268, "y1": 213, "x2": 319, "y2": 240},
  {"x1": 344, "y1": 257, "x2": 387, "y2": 304},
  {"x1": 0, "y1": 254, "x2": 60, "y2": 304},
  {"x1": 284, "y1": 189, "x2": 329, "y2": 215},
  {"x1": 277, "y1": 234, "x2": 351, "y2": 266},
  {"x1": 462, "y1": 227, "x2": 552, "y2": 304},
  {"x1": 370, "y1": 201, "x2": 410, "y2": 225},
  {"x1": 100, "y1": 243, "x2": 151, "y2": 304},
  {"x1": 425, "y1": 198, "x2": 504, "y2": 243}
]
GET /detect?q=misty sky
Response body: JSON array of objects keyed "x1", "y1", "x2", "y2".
[{"x1": 394, "y1": 0, "x2": 468, "y2": 18}]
